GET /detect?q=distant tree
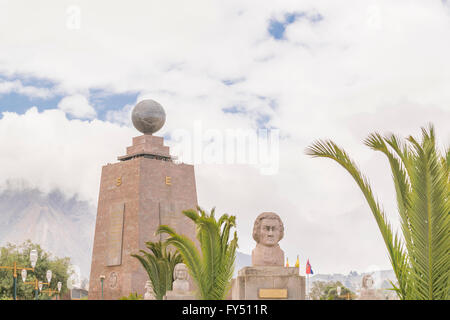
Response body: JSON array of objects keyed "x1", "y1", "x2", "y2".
[
  {"x1": 0, "y1": 240, "x2": 71, "y2": 300},
  {"x1": 310, "y1": 281, "x2": 355, "y2": 300},
  {"x1": 131, "y1": 241, "x2": 182, "y2": 300},
  {"x1": 310, "y1": 281, "x2": 327, "y2": 300}
]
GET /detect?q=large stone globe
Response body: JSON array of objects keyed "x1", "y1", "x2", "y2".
[{"x1": 131, "y1": 99, "x2": 166, "y2": 134}]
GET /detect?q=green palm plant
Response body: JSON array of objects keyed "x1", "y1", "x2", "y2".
[
  {"x1": 306, "y1": 124, "x2": 449, "y2": 300},
  {"x1": 119, "y1": 292, "x2": 143, "y2": 300},
  {"x1": 131, "y1": 241, "x2": 182, "y2": 300},
  {"x1": 156, "y1": 206, "x2": 238, "y2": 300}
]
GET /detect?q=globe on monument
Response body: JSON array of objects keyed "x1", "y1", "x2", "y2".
[{"x1": 131, "y1": 99, "x2": 166, "y2": 134}]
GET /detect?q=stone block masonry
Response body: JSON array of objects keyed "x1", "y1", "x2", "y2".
[{"x1": 88, "y1": 134, "x2": 198, "y2": 300}]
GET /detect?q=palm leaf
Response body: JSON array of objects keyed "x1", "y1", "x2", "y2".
[
  {"x1": 157, "y1": 207, "x2": 238, "y2": 300},
  {"x1": 131, "y1": 240, "x2": 182, "y2": 300},
  {"x1": 306, "y1": 124, "x2": 449, "y2": 300},
  {"x1": 306, "y1": 139, "x2": 409, "y2": 299}
]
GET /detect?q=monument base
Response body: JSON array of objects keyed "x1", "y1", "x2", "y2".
[
  {"x1": 164, "y1": 291, "x2": 196, "y2": 300},
  {"x1": 358, "y1": 289, "x2": 381, "y2": 300},
  {"x1": 232, "y1": 266, "x2": 305, "y2": 300}
]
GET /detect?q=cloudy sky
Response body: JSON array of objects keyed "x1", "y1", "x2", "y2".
[{"x1": 0, "y1": 0, "x2": 449, "y2": 274}]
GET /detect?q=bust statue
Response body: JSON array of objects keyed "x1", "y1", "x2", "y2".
[
  {"x1": 251, "y1": 212, "x2": 285, "y2": 266},
  {"x1": 359, "y1": 274, "x2": 380, "y2": 300},
  {"x1": 144, "y1": 280, "x2": 155, "y2": 300},
  {"x1": 361, "y1": 274, "x2": 374, "y2": 289},
  {"x1": 172, "y1": 263, "x2": 190, "y2": 293},
  {"x1": 164, "y1": 263, "x2": 195, "y2": 300}
]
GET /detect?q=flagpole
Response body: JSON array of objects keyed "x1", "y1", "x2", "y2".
[{"x1": 307, "y1": 273, "x2": 309, "y2": 300}]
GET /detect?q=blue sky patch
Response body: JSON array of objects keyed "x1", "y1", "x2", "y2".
[
  {"x1": 0, "y1": 92, "x2": 62, "y2": 117},
  {"x1": 89, "y1": 89, "x2": 139, "y2": 120},
  {"x1": 0, "y1": 74, "x2": 56, "y2": 89},
  {"x1": 0, "y1": 72, "x2": 140, "y2": 121},
  {"x1": 257, "y1": 95, "x2": 277, "y2": 110},
  {"x1": 268, "y1": 11, "x2": 323, "y2": 40},
  {"x1": 222, "y1": 78, "x2": 246, "y2": 86},
  {"x1": 256, "y1": 113, "x2": 272, "y2": 129},
  {"x1": 222, "y1": 105, "x2": 247, "y2": 114},
  {"x1": 0, "y1": 74, "x2": 60, "y2": 116}
]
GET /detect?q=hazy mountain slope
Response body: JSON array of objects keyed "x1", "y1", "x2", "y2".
[
  {"x1": 234, "y1": 251, "x2": 252, "y2": 277},
  {"x1": 0, "y1": 188, "x2": 96, "y2": 278}
]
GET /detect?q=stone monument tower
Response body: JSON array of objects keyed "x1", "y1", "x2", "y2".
[{"x1": 88, "y1": 100, "x2": 198, "y2": 300}]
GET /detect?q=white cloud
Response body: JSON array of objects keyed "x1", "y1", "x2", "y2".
[
  {"x1": 0, "y1": 0, "x2": 449, "y2": 274},
  {"x1": 0, "y1": 107, "x2": 134, "y2": 202},
  {"x1": 105, "y1": 103, "x2": 133, "y2": 126},
  {"x1": 0, "y1": 79, "x2": 53, "y2": 98},
  {"x1": 57, "y1": 94, "x2": 96, "y2": 119}
]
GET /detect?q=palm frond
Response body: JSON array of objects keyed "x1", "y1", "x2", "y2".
[
  {"x1": 306, "y1": 139, "x2": 409, "y2": 298},
  {"x1": 306, "y1": 124, "x2": 449, "y2": 300},
  {"x1": 131, "y1": 239, "x2": 183, "y2": 300},
  {"x1": 406, "y1": 126, "x2": 449, "y2": 299},
  {"x1": 157, "y1": 207, "x2": 238, "y2": 300}
]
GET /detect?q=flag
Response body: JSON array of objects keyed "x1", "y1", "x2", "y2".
[
  {"x1": 286, "y1": 257, "x2": 289, "y2": 267},
  {"x1": 295, "y1": 255, "x2": 299, "y2": 268},
  {"x1": 306, "y1": 259, "x2": 314, "y2": 275}
]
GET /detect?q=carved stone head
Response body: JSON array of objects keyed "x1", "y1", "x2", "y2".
[
  {"x1": 252, "y1": 212, "x2": 284, "y2": 247},
  {"x1": 173, "y1": 263, "x2": 188, "y2": 281},
  {"x1": 362, "y1": 274, "x2": 374, "y2": 289}
]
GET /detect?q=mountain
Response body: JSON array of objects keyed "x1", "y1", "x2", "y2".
[
  {"x1": 234, "y1": 251, "x2": 252, "y2": 277},
  {"x1": 0, "y1": 188, "x2": 96, "y2": 279}
]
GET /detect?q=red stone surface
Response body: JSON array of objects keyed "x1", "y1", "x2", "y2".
[{"x1": 88, "y1": 134, "x2": 198, "y2": 300}]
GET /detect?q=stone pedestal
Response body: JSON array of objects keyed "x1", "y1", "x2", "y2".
[
  {"x1": 88, "y1": 134, "x2": 198, "y2": 300},
  {"x1": 164, "y1": 292, "x2": 196, "y2": 300},
  {"x1": 163, "y1": 263, "x2": 196, "y2": 300},
  {"x1": 358, "y1": 289, "x2": 381, "y2": 300},
  {"x1": 232, "y1": 266, "x2": 306, "y2": 300}
]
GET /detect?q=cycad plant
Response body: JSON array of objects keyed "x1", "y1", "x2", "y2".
[
  {"x1": 156, "y1": 206, "x2": 238, "y2": 300},
  {"x1": 306, "y1": 125, "x2": 449, "y2": 300},
  {"x1": 119, "y1": 292, "x2": 143, "y2": 300},
  {"x1": 131, "y1": 241, "x2": 182, "y2": 300}
]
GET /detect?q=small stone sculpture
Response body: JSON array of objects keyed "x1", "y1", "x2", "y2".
[
  {"x1": 362, "y1": 274, "x2": 374, "y2": 289},
  {"x1": 251, "y1": 212, "x2": 285, "y2": 266},
  {"x1": 164, "y1": 263, "x2": 195, "y2": 300},
  {"x1": 359, "y1": 274, "x2": 380, "y2": 300},
  {"x1": 144, "y1": 280, "x2": 155, "y2": 300},
  {"x1": 172, "y1": 263, "x2": 190, "y2": 293}
]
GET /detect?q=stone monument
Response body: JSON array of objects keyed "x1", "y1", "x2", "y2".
[
  {"x1": 232, "y1": 212, "x2": 305, "y2": 300},
  {"x1": 144, "y1": 280, "x2": 155, "y2": 300},
  {"x1": 252, "y1": 212, "x2": 285, "y2": 266},
  {"x1": 88, "y1": 99, "x2": 198, "y2": 300},
  {"x1": 164, "y1": 263, "x2": 196, "y2": 300},
  {"x1": 358, "y1": 274, "x2": 380, "y2": 300}
]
